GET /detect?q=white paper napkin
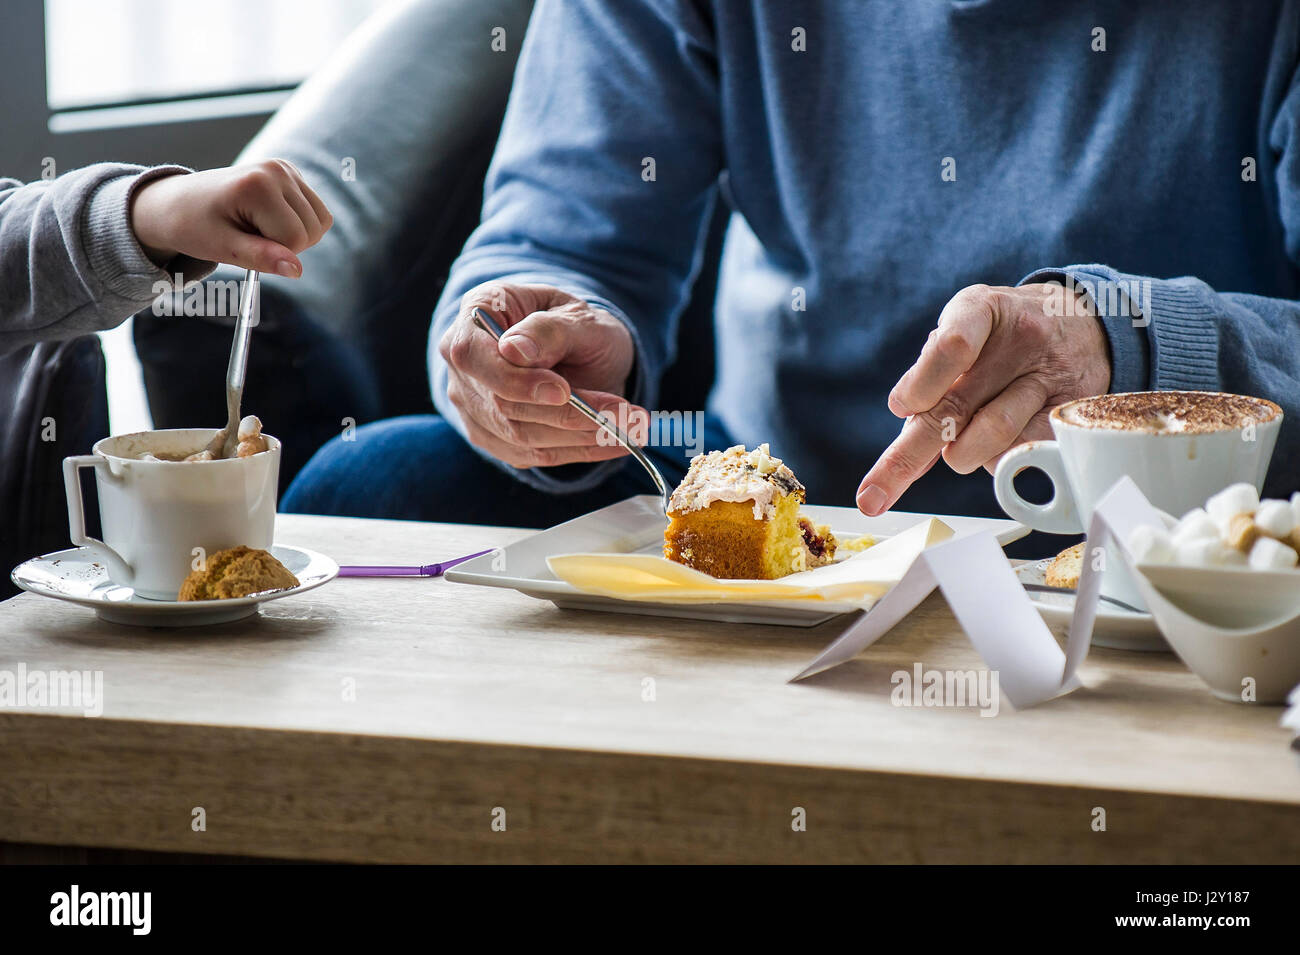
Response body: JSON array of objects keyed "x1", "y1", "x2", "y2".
[
  {"x1": 791, "y1": 529, "x2": 1083, "y2": 708},
  {"x1": 547, "y1": 518, "x2": 952, "y2": 608},
  {"x1": 792, "y1": 477, "x2": 1171, "y2": 709},
  {"x1": 1061, "y1": 477, "x2": 1168, "y2": 684}
]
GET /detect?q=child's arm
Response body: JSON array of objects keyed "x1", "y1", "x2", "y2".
[{"x1": 0, "y1": 159, "x2": 331, "y2": 353}]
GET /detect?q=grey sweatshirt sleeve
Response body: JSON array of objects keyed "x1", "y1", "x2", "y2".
[{"x1": 0, "y1": 163, "x2": 216, "y2": 353}]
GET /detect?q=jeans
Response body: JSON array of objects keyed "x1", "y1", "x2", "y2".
[{"x1": 282, "y1": 413, "x2": 734, "y2": 527}]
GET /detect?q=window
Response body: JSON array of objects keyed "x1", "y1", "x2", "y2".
[
  {"x1": 45, "y1": 0, "x2": 391, "y2": 110},
  {"x1": 32, "y1": 0, "x2": 393, "y2": 435}
]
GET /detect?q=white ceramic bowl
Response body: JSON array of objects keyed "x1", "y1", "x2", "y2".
[{"x1": 1133, "y1": 562, "x2": 1300, "y2": 703}]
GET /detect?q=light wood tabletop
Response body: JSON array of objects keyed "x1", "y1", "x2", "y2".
[{"x1": 1, "y1": 512, "x2": 1297, "y2": 864}]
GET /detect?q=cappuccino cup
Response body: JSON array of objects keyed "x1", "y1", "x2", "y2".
[
  {"x1": 994, "y1": 391, "x2": 1281, "y2": 612},
  {"x1": 63, "y1": 429, "x2": 280, "y2": 600}
]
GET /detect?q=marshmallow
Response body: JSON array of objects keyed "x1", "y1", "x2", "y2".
[
  {"x1": 1248, "y1": 535, "x2": 1299, "y2": 571},
  {"x1": 1221, "y1": 545, "x2": 1248, "y2": 565},
  {"x1": 1254, "y1": 499, "x2": 1296, "y2": 539},
  {"x1": 235, "y1": 414, "x2": 269, "y2": 458},
  {"x1": 1175, "y1": 537, "x2": 1244, "y2": 567},
  {"x1": 1291, "y1": 492, "x2": 1300, "y2": 529},
  {"x1": 237, "y1": 414, "x2": 262, "y2": 441},
  {"x1": 1127, "y1": 524, "x2": 1174, "y2": 564},
  {"x1": 1172, "y1": 508, "x2": 1220, "y2": 546},
  {"x1": 1205, "y1": 483, "x2": 1260, "y2": 531}
]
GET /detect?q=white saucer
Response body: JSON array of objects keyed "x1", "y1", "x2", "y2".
[
  {"x1": 10, "y1": 544, "x2": 338, "y2": 627},
  {"x1": 1015, "y1": 558, "x2": 1167, "y2": 652}
]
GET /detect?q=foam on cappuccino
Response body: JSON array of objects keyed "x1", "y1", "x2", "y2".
[{"x1": 1053, "y1": 391, "x2": 1279, "y2": 434}]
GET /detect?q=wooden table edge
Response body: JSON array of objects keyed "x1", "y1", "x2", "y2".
[{"x1": 4, "y1": 712, "x2": 1297, "y2": 864}]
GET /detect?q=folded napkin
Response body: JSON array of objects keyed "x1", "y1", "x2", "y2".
[
  {"x1": 792, "y1": 476, "x2": 1300, "y2": 709},
  {"x1": 547, "y1": 518, "x2": 953, "y2": 608}
]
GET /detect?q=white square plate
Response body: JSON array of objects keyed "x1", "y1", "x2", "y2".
[{"x1": 445, "y1": 495, "x2": 1028, "y2": 627}]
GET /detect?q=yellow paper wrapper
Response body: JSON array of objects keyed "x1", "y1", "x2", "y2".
[{"x1": 546, "y1": 518, "x2": 954, "y2": 609}]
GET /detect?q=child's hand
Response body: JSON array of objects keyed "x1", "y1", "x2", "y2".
[{"x1": 130, "y1": 159, "x2": 333, "y2": 277}]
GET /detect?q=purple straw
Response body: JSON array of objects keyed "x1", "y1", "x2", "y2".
[{"x1": 339, "y1": 548, "x2": 495, "y2": 578}]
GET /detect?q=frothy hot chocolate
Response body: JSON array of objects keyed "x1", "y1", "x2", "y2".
[
  {"x1": 134, "y1": 415, "x2": 270, "y2": 461},
  {"x1": 1053, "y1": 392, "x2": 1280, "y2": 434}
]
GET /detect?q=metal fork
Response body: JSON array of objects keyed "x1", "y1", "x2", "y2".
[
  {"x1": 471, "y1": 307, "x2": 671, "y2": 515},
  {"x1": 1021, "y1": 582, "x2": 1146, "y2": 614}
]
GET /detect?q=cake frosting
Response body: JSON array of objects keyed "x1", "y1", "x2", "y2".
[{"x1": 667, "y1": 444, "x2": 803, "y2": 520}]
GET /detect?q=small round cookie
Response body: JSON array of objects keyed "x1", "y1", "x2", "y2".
[
  {"x1": 1045, "y1": 542, "x2": 1086, "y2": 589},
  {"x1": 178, "y1": 545, "x2": 298, "y2": 600}
]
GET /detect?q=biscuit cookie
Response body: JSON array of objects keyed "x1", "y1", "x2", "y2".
[
  {"x1": 1044, "y1": 542, "x2": 1086, "y2": 589},
  {"x1": 178, "y1": 545, "x2": 298, "y2": 600}
]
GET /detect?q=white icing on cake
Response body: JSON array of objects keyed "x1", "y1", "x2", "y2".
[{"x1": 667, "y1": 444, "x2": 804, "y2": 521}]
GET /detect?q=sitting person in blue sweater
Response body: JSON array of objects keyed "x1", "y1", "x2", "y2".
[{"x1": 283, "y1": 0, "x2": 1300, "y2": 525}]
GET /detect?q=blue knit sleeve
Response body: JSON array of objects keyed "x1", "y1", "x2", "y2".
[
  {"x1": 428, "y1": 0, "x2": 723, "y2": 493},
  {"x1": 1018, "y1": 61, "x2": 1300, "y2": 496}
]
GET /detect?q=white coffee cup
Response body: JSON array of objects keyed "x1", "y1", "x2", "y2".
[
  {"x1": 63, "y1": 429, "x2": 280, "y2": 600},
  {"x1": 994, "y1": 391, "x2": 1281, "y2": 611}
]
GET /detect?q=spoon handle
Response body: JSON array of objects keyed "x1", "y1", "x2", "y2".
[
  {"x1": 218, "y1": 270, "x2": 259, "y2": 458},
  {"x1": 228, "y1": 269, "x2": 259, "y2": 393},
  {"x1": 338, "y1": 549, "x2": 496, "y2": 577}
]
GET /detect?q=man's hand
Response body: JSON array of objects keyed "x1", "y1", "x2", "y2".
[
  {"x1": 131, "y1": 159, "x2": 332, "y2": 277},
  {"x1": 438, "y1": 283, "x2": 647, "y2": 469},
  {"x1": 856, "y1": 282, "x2": 1110, "y2": 515}
]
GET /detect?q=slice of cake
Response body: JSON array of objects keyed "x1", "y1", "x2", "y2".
[
  {"x1": 663, "y1": 444, "x2": 837, "y2": 579},
  {"x1": 178, "y1": 545, "x2": 299, "y2": 600}
]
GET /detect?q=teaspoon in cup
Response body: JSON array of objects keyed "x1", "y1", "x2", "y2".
[{"x1": 204, "y1": 269, "x2": 259, "y2": 459}]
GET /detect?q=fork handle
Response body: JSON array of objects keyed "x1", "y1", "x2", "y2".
[
  {"x1": 471, "y1": 307, "x2": 671, "y2": 513},
  {"x1": 566, "y1": 392, "x2": 669, "y2": 504}
]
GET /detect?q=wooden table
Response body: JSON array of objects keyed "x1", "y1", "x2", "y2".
[{"x1": 1, "y1": 513, "x2": 1297, "y2": 864}]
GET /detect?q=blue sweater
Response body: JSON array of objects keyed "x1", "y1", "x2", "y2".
[{"x1": 431, "y1": 0, "x2": 1300, "y2": 515}]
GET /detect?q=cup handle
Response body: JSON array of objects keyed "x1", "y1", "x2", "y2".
[
  {"x1": 63, "y1": 454, "x2": 133, "y2": 584},
  {"x1": 992, "y1": 440, "x2": 1083, "y2": 534}
]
